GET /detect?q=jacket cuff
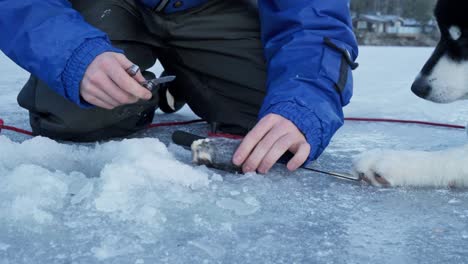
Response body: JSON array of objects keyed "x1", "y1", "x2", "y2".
[
  {"x1": 61, "y1": 38, "x2": 123, "y2": 108},
  {"x1": 259, "y1": 101, "x2": 325, "y2": 164}
]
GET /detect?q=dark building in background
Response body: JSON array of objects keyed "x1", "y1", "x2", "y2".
[{"x1": 350, "y1": 0, "x2": 439, "y2": 46}]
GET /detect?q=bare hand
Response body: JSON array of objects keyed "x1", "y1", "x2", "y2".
[
  {"x1": 80, "y1": 52, "x2": 152, "y2": 109},
  {"x1": 233, "y1": 114, "x2": 311, "y2": 174}
]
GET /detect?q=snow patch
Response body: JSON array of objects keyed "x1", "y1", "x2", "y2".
[
  {"x1": 0, "y1": 164, "x2": 69, "y2": 224},
  {"x1": 93, "y1": 138, "x2": 210, "y2": 224},
  {"x1": 0, "y1": 136, "x2": 211, "y2": 225}
]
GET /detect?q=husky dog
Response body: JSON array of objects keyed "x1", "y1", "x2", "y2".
[{"x1": 353, "y1": 0, "x2": 468, "y2": 187}]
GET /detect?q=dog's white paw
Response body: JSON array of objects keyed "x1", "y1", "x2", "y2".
[
  {"x1": 353, "y1": 146, "x2": 468, "y2": 188},
  {"x1": 352, "y1": 149, "x2": 426, "y2": 187}
]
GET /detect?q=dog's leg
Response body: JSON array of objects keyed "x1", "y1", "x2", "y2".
[{"x1": 352, "y1": 145, "x2": 468, "y2": 187}]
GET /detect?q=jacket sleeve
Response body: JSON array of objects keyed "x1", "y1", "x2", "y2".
[
  {"x1": 257, "y1": 0, "x2": 358, "y2": 163},
  {"x1": 0, "y1": 0, "x2": 122, "y2": 107}
]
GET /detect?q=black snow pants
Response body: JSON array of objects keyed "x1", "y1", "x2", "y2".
[{"x1": 17, "y1": 0, "x2": 267, "y2": 141}]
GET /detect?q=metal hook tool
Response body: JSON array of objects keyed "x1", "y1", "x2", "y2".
[{"x1": 301, "y1": 167, "x2": 361, "y2": 182}]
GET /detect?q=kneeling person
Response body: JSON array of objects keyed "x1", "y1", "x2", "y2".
[{"x1": 0, "y1": 0, "x2": 358, "y2": 173}]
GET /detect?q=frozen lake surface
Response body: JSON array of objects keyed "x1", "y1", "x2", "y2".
[{"x1": 1, "y1": 47, "x2": 468, "y2": 263}]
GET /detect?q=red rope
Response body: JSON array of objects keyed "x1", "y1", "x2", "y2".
[
  {"x1": 344, "y1": 117, "x2": 466, "y2": 129},
  {"x1": 146, "y1": 119, "x2": 205, "y2": 128},
  {"x1": 0, "y1": 118, "x2": 206, "y2": 137},
  {"x1": 208, "y1": 132, "x2": 244, "y2": 139},
  {"x1": 0, "y1": 117, "x2": 465, "y2": 138},
  {"x1": 0, "y1": 119, "x2": 34, "y2": 136}
]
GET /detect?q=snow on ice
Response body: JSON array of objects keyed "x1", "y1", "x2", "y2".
[{"x1": 1, "y1": 47, "x2": 468, "y2": 263}]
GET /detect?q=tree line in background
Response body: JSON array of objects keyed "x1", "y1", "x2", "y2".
[{"x1": 351, "y1": 0, "x2": 437, "y2": 22}]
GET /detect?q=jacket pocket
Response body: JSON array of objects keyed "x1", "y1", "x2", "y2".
[{"x1": 319, "y1": 37, "x2": 358, "y2": 106}]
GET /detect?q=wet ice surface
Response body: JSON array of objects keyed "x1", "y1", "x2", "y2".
[{"x1": 1, "y1": 47, "x2": 468, "y2": 263}]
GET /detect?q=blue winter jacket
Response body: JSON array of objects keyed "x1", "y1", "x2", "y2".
[{"x1": 0, "y1": 0, "x2": 358, "y2": 163}]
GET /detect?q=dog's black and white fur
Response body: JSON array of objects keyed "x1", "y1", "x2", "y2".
[{"x1": 353, "y1": 0, "x2": 468, "y2": 187}]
